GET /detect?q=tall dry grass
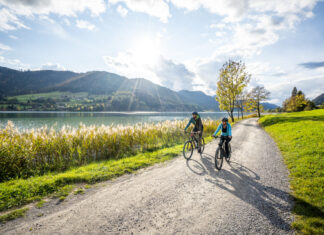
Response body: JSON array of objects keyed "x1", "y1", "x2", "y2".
[{"x1": 0, "y1": 119, "x2": 220, "y2": 181}]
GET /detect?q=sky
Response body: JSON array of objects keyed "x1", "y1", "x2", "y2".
[{"x1": 0, "y1": 0, "x2": 324, "y2": 105}]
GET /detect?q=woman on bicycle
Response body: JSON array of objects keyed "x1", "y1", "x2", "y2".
[
  {"x1": 184, "y1": 111, "x2": 204, "y2": 153},
  {"x1": 212, "y1": 117, "x2": 232, "y2": 157}
]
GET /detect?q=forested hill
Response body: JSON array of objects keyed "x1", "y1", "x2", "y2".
[
  {"x1": 0, "y1": 66, "x2": 219, "y2": 111},
  {"x1": 312, "y1": 93, "x2": 324, "y2": 105}
]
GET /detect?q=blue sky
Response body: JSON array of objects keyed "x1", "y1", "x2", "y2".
[{"x1": 0, "y1": 0, "x2": 324, "y2": 104}]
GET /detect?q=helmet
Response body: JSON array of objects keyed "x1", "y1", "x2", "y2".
[
  {"x1": 192, "y1": 111, "x2": 198, "y2": 115},
  {"x1": 222, "y1": 117, "x2": 228, "y2": 122}
]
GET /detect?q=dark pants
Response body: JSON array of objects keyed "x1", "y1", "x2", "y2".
[
  {"x1": 193, "y1": 127, "x2": 203, "y2": 148},
  {"x1": 219, "y1": 136, "x2": 231, "y2": 156}
]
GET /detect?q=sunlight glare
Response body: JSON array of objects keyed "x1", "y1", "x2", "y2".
[{"x1": 131, "y1": 36, "x2": 160, "y2": 67}]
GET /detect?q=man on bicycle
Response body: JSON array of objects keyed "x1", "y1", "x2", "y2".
[
  {"x1": 212, "y1": 117, "x2": 232, "y2": 157},
  {"x1": 184, "y1": 112, "x2": 204, "y2": 153}
]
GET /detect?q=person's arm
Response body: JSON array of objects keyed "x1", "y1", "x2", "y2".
[
  {"x1": 213, "y1": 124, "x2": 222, "y2": 136},
  {"x1": 184, "y1": 118, "x2": 193, "y2": 131},
  {"x1": 228, "y1": 123, "x2": 232, "y2": 137}
]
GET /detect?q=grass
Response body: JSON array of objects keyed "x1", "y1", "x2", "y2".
[
  {"x1": 0, "y1": 208, "x2": 29, "y2": 223},
  {"x1": 0, "y1": 119, "x2": 219, "y2": 181},
  {"x1": 259, "y1": 109, "x2": 324, "y2": 234},
  {"x1": 35, "y1": 200, "x2": 46, "y2": 208},
  {"x1": 0, "y1": 140, "x2": 212, "y2": 212},
  {"x1": 74, "y1": 188, "x2": 85, "y2": 195}
]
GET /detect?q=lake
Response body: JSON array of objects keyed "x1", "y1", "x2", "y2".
[{"x1": 0, "y1": 111, "x2": 231, "y2": 130}]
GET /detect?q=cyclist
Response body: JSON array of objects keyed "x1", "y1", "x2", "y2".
[
  {"x1": 184, "y1": 111, "x2": 204, "y2": 153},
  {"x1": 212, "y1": 117, "x2": 232, "y2": 157}
]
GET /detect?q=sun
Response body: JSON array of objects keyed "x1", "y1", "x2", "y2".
[{"x1": 131, "y1": 36, "x2": 160, "y2": 67}]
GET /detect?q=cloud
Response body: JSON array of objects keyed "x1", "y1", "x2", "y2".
[
  {"x1": 171, "y1": 0, "x2": 249, "y2": 22},
  {"x1": 154, "y1": 57, "x2": 195, "y2": 90},
  {"x1": 103, "y1": 51, "x2": 194, "y2": 91},
  {"x1": 109, "y1": 0, "x2": 170, "y2": 23},
  {"x1": 0, "y1": 8, "x2": 29, "y2": 31},
  {"x1": 0, "y1": 55, "x2": 29, "y2": 69},
  {"x1": 0, "y1": 0, "x2": 106, "y2": 17},
  {"x1": 299, "y1": 61, "x2": 324, "y2": 69},
  {"x1": 117, "y1": 5, "x2": 128, "y2": 17},
  {"x1": 0, "y1": 43, "x2": 11, "y2": 51},
  {"x1": 0, "y1": 0, "x2": 106, "y2": 31},
  {"x1": 76, "y1": 20, "x2": 96, "y2": 30},
  {"x1": 41, "y1": 63, "x2": 65, "y2": 71},
  {"x1": 9, "y1": 35, "x2": 18, "y2": 40}
]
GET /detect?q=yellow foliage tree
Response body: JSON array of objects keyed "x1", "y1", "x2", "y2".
[{"x1": 216, "y1": 60, "x2": 250, "y2": 122}]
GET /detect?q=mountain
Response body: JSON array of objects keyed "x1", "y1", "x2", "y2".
[
  {"x1": 0, "y1": 66, "x2": 219, "y2": 111},
  {"x1": 261, "y1": 102, "x2": 279, "y2": 110},
  {"x1": 312, "y1": 93, "x2": 324, "y2": 105}
]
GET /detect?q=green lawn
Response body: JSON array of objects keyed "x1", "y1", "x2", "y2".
[{"x1": 259, "y1": 110, "x2": 324, "y2": 234}]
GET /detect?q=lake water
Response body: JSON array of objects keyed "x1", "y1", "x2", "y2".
[{"x1": 0, "y1": 111, "x2": 230, "y2": 130}]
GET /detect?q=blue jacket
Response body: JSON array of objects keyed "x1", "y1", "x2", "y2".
[{"x1": 213, "y1": 123, "x2": 232, "y2": 136}]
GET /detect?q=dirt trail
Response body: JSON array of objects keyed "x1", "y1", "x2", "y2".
[{"x1": 1, "y1": 118, "x2": 293, "y2": 234}]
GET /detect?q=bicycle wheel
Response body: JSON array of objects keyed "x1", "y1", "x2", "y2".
[
  {"x1": 225, "y1": 143, "x2": 232, "y2": 163},
  {"x1": 183, "y1": 140, "x2": 194, "y2": 160},
  {"x1": 200, "y1": 138, "x2": 205, "y2": 154},
  {"x1": 215, "y1": 147, "x2": 223, "y2": 170}
]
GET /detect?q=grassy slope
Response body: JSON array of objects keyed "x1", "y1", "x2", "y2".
[{"x1": 259, "y1": 110, "x2": 324, "y2": 234}]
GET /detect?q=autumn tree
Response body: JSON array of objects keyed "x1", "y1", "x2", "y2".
[
  {"x1": 283, "y1": 88, "x2": 311, "y2": 112},
  {"x1": 216, "y1": 60, "x2": 251, "y2": 122},
  {"x1": 249, "y1": 86, "x2": 271, "y2": 117}
]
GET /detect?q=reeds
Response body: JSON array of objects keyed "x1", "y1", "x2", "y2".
[{"x1": 0, "y1": 119, "x2": 220, "y2": 181}]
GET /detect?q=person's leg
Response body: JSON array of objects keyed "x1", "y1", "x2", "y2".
[
  {"x1": 219, "y1": 136, "x2": 225, "y2": 148},
  {"x1": 198, "y1": 131, "x2": 203, "y2": 148},
  {"x1": 224, "y1": 137, "x2": 230, "y2": 157}
]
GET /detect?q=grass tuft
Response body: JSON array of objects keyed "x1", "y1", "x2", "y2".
[{"x1": 0, "y1": 208, "x2": 29, "y2": 223}]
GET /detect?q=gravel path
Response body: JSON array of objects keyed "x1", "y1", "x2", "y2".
[{"x1": 1, "y1": 118, "x2": 293, "y2": 234}]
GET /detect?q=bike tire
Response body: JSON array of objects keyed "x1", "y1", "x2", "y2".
[
  {"x1": 215, "y1": 147, "x2": 223, "y2": 170},
  {"x1": 183, "y1": 140, "x2": 194, "y2": 160},
  {"x1": 225, "y1": 143, "x2": 232, "y2": 163},
  {"x1": 200, "y1": 138, "x2": 205, "y2": 154}
]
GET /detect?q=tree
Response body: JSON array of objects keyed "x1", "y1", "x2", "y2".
[
  {"x1": 283, "y1": 88, "x2": 309, "y2": 112},
  {"x1": 236, "y1": 91, "x2": 249, "y2": 119},
  {"x1": 249, "y1": 86, "x2": 271, "y2": 117},
  {"x1": 216, "y1": 60, "x2": 251, "y2": 122},
  {"x1": 292, "y1": 87, "x2": 297, "y2": 97}
]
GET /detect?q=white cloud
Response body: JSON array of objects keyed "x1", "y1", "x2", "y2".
[
  {"x1": 41, "y1": 63, "x2": 65, "y2": 71},
  {"x1": 76, "y1": 20, "x2": 96, "y2": 31},
  {"x1": 0, "y1": 55, "x2": 29, "y2": 69},
  {"x1": 170, "y1": 0, "x2": 249, "y2": 22},
  {"x1": 0, "y1": 8, "x2": 29, "y2": 31},
  {"x1": 0, "y1": 0, "x2": 106, "y2": 31},
  {"x1": 210, "y1": 23, "x2": 226, "y2": 29},
  {"x1": 9, "y1": 35, "x2": 18, "y2": 40},
  {"x1": 0, "y1": 0, "x2": 106, "y2": 17},
  {"x1": 117, "y1": 5, "x2": 128, "y2": 17},
  {"x1": 103, "y1": 52, "x2": 195, "y2": 91},
  {"x1": 0, "y1": 43, "x2": 11, "y2": 51},
  {"x1": 109, "y1": 0, "x2": 170, "y2": 23}
]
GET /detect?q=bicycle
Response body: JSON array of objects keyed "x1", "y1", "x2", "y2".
[
  {"x1": 183, "y1": 131, "x2": 205, "y2": 160},
  {"x1": 213, "y1": 136, "x2": 232, "y2": 170}
]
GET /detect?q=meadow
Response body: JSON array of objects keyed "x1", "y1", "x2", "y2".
[{"x1": 259, "y1": 110, "x2": 324, "y2": 234}]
